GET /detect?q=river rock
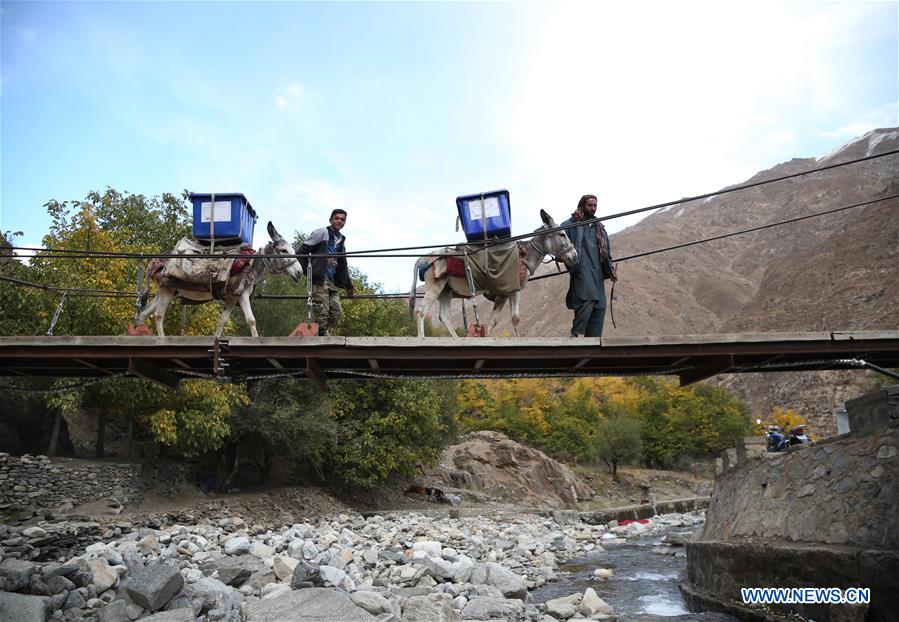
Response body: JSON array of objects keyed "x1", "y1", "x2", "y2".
[
  {"x1": 663, "y1": 531, "x2": 694, "y2": 545},
  {"x1": 205, "y1": 554, "x2": 265, "y2": 587},
  {"x1": 97, "y1": 599, "x2": 129, "y2": 622},
  {"x1": 0, "y1": 558, "x2": 40, "y2": 592},
  {"x1": 223, "y1": 536, "x2": 251, "y2": 555},
  {"x1": 546, "y1": 593, "x2": 581, "y2": 619},
  {"x1": 88, "y1": 558, "x2": 118, "y2": 593},
  {"x1": 579, "y1": 587, "x2": 613, "y2": 616},
  {"x1": 349, "y1": 590, "x2": 392, "y2": 615},
  {"x1": 291, "y1": 559, "x2": 323, "y2": 588},
  {"x1": 484, "y1": 562, "x2": 527, "y2": 599},
  {"x1": 0, "y1": 591, "x2": 51, "y2": 622},
  {"x1": 461, "y1": 595, "x2": 525, "y2": 620},
  {"x1": 401, "y1": 594, "x2": 459, "y2": 621},
  {"x1": 244, "y1": 587, "x2": 376, "y2": 621},
  {"x1": 273, "y1": 555, "x2": 299, "y2": 582},
  {"x1": 22, "y1": 526, "x2": 48, "y2": 538},
  {"x1": 592, "y1": 568, "x2": 613, "y2": 580},
  {"x1": 191, "y1": 577, "x2": 233, "y2": 614},
  {"x1": 140, "y1": 609, "x2": 195, "y2": 622},
  {"x1": 250, "y1": 541, "x2": 274, "y2": 559},
  {"x1": 126, "y1": 563, "x2": 184, "y2": 611}
]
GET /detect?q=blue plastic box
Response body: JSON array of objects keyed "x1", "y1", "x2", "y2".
[
  {"x1": 190, "y1": 193, "x2": 257, "y2": 245},
  {"x1": 456, "y1": 190, "x2": 511, "y2": 242}
]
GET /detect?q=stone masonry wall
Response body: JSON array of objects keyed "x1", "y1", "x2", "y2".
[
  {"x1": 0, "y1": 453, "x2": 192, "y2": 516},
  {"x1": 701, "y1": 426, "x2": 898, "y2": 548},
  {"x1": 686, "y1": 386, "x2": 899, "y2": 621}
]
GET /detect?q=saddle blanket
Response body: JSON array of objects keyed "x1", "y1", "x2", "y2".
[
  {"x1": 150, "y1": 237, "x2": 254, "y2": 294},
  {"x1": 418, "y1": 242, "x2": 524, "y2": 297}
]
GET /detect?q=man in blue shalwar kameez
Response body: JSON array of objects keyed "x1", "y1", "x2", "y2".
[{"x1": 562, "y1": 194, "x2": 617, "y2": 337}]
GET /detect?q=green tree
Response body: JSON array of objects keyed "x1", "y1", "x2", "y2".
[
  {"x1": 2, "y1": 189, "x2": 245, "y2": 457},
  {"x1": 230, "y1": 379, "x2": 336, "y2": 484},
  {"x1": 328, "y1": 379, "x2": 445, "y2": 488},
  {"x1": 592, "y1": 414, "x2": 643, "y2": 479}
]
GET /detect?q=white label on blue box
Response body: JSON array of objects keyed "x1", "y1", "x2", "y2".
[
  {"x1": 467, "y1": 197, "x2": 500, "y2": 221},
  {"x1": 201, "y1": 201, "x2": 232, "y2": 223}
]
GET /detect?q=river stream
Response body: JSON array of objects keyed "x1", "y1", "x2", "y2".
[{"x1": 530, "y1": 525, "x2": 737, "y2": 621}]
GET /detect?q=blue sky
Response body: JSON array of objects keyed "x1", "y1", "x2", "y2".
[{"x1": 2, "y1": 1, "x2": 897, "y2": 292}]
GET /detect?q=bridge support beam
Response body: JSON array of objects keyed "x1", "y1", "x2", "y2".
[
  {"x1": 306, "y1": 357, "x2": 327, "y2": 391},
  {"x1": 679, "y1": 354, "x2": 734, "y2": 386},
  {"x1": 128, "y1": 357, "x2": 181, "y2": 388}
]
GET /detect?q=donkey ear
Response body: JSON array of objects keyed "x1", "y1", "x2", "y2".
[
  {"x1": 267, "y1": 221, "x2": 282, "y2": 241},
  {"x1": 540, "y1": 209, "x2": 555, "y2": 227}
]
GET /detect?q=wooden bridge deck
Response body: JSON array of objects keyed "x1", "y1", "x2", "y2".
[{"x1": 1, "y1": 331, "x2": 897, "y2": 388}]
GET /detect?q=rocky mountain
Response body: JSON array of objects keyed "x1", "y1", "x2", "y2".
[{"x1": 468, "y1": 128, "x2": 899, "y2": 435}]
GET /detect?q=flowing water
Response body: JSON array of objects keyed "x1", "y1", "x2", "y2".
[{"x1": 530, "y1": 526, "x2": 737, "y2": 621}]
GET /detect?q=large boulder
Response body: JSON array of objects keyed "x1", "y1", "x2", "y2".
[
  {"x1": 125, "y1": 563, "x2": 184, "y2": 611},
  {"x1": 461, "y1": 596, "x2": 525, "y2": 620},
  {"x1": 201, "y1": 554, "x2": 265, "y2": 587},
  {"x1": 349, "y1": 590, "x2": 392, "y2": 616},
  {"x1": 469, "y1": 562, "x2": 528, "y2": 600},
  {"x1": 0, "y1": 559, "x2": 40, "y2": 592},
  {"x1": 244, "y1": 587, "x2": 376, "y2": 621},
  {"x1": 401, "y1": 595, "x2": 459, "y2": 622},
  {"x1": 436, "y1": 431, "x2": 593, "y2": 508},
  {"x1": 87, "y1": 557, "x2": 118, "y2": 593},
  {"x1": 0, "y1": 592, "x2": 51, "y2": 622}
]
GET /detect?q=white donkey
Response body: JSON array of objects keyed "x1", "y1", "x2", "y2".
[
  {"x1": 409, "y1": 209, "x2": 578, "y2": 338},
  {"x1": 136, "y1": 222, "x2": 303, "y2": 337}
]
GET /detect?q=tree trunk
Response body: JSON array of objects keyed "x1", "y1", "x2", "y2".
[
  {"x1": 47, "y1": 411, "x2": 62, "y2": 457},
  {"x1": 95, "y1": 411, "x2": 107, "y2": 458},
  {"x1": 611, "y1": 459, "x2": 619, "y2": 481},
  {"x1": 215, "y1": 440, "x2": 240, "y2": 493}
]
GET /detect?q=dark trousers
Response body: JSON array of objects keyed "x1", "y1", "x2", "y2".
[{"x1": 571, "y1": 300, "x2": 606, "y2": 337}]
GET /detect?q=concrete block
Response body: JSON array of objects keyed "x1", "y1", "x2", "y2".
[
  {"x1": 736, "y1": 436, "x2": 767, "y2": 463},
  {"x1": 722, "y1": 448, "x2": 737, "y2": 470},
  {"x1": 845, "y1": 385, "x2": 899, "y2": 436}
]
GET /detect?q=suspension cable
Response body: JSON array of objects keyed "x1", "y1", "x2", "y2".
[{"x1": 8, "y1": 148, "x2": 898, "y2": 261}]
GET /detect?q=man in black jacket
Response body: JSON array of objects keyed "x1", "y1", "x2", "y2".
[{"x1": 298, "y1": 209, "x2": 354, "y2": 336}]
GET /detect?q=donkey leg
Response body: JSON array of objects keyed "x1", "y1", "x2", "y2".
[
  {"x1": 146, "y1": 290, "x2": 176, "y2": 337},
  {"x1": 214, "y1": 301, "x2": 237, "y2": 338},
  {"x1": 415, "y1": 280, "x2": 443, "y2": 337},
  {"x1": 437, "y1": 290, "x2": 459, "y2": 339},
  {"x1": 490, "y1": 296, "x2": 508, "y2": 335},
  {"x1": 510, "y1": 291, "x2": 521, "y2": 338},
  {"x1": 237, "y1": 292, "x2": 259, "y2": 338}
]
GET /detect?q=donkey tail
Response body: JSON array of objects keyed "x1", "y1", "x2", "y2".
[{"x1": 410, "y1": 257, "x2": 427, "y2": 319}]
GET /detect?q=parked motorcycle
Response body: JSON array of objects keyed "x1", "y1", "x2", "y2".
[
  {"x1": 763, "y1": 423, "x2": 812, "y2": 452},
  {"x1": 764, "y1": 425, "x2": 786, "y2": 452}
]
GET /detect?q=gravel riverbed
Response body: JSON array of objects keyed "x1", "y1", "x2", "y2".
[{"x1": 0, "y1": 509, "x2": 729, "y2": 621}]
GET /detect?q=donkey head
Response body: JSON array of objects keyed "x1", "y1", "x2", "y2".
[
  {"x1": 265, "y1": 222, "x2": 304, "y2": 282},
  {"x1": 538, "y1": 209, "x2": 578, "y2": 268}
]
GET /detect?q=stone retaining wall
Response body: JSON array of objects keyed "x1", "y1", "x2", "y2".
[
  {"x1": 701, "y1": 427, "x2": 898, "y2": 548},
  {"x1": 685, "y1": 385, "x2": 899, "y2": 622},
  {"x1": 0, "y1": 453, "x2": 192, "y2": 517}
]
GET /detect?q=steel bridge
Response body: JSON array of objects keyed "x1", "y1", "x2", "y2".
[{"x1": 1, "y1": 331, "x2": 897, "y2": 389}]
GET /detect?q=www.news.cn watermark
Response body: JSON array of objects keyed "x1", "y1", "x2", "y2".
[{"x1": 741, "y1": 587, "x2": 871, "y2": 605}]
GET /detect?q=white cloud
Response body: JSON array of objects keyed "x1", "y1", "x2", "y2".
[
  {"x1": 273, "y1": 82, "x2": 305, "y2": 112},
  {"x1": 494, "y1": 3, "x2": 893, "y2": 234},
  {"x1": 264, "y1": 178, "x2": 460, "y2": 292}
]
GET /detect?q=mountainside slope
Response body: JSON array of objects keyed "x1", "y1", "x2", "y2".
[{"x1": 464, "y1": 128, "x2": 899, "y2": 434}]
